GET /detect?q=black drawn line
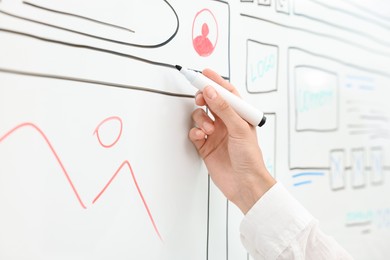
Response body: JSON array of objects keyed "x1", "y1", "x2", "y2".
[
  {"x1": 23, "y1": 1, "x2": 135, "y2": 33},
  {"x1": 0, "y1": 67, "x2": 194, "y2": 99},
  {"x1": 361, "y1": 229, "x2": 371, "y2": 234},
  {"x1": 0, "y1": 2, "x2": 230, "y2": 80},
  {"x1": 292, "y1": 2, "x2": 390, "y2": 48},
  {"x1": 0, "y1": 0, "x2": 179, "y2": 48},
  {"x1": 0, "y1": 27, "x2": 179, "y2": 68},
  {"x1": 240, "y1": 13, "x2": 390, "y2": 57},
  {"x1": 206, "y1": 176, "x2": 210, "y2": 260}
]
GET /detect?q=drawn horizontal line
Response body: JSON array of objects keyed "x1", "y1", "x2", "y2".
[
  {"x1": 0, "y1": 26, "x2": 174, "y2": 67},
  {"x1": 290, "y1": 167, "x2": 330, "y2": 171},
  {"x1": 0, "y1": 28, "x2": 230, "y2": 80},
  {"x1": 360, "y1": 115, "x2": 389, "y2": 122},
  {"x1": 349, "y1": 130, "x2": 374, "y2": 135},
  {"x1": 293, "y1": 180, "x2": 312, "y2": 186},
  {"x1": 306, "y1": 0, "x2": 390, "y2": 31},
  {"x1": 293, "y1": 5, "x2": 390, "y2": 48},
  {"x1": 292, "y1": 172, "x2": 325, "y2": 178},
  {"x1": 346, "y1": 75, "x2": 375, "y2": 82},
  {"x1": 289, "y1": 47, "x2": 390, "y2": 79},
  {"x1": 240, "y1": 13, "x2": 390, "y2": 57},
  {"x1": 0, "y1": 0, "x2": 179, "y2": 49},
  {"x1": 345, "y1": 221, "x2": 372, "y2": 227},
  {"x1": 23, "y1": 1, "x2": 135, "y2": 33},
  {"x1": 341, "y1": 0, "x2": 390, "y2": 23},
  {"x1": 0, "y1": 67, "x2": 194, "y2": 99},
  {"x1": 370, "y1": 133, "x2": 390, "y2": 140},
  {"x1": 347, "y1": 124, "x2": 379, "y2": 129}
]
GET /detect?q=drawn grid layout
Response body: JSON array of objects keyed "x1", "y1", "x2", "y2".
[{"x1": 1, "y1": 0, "x2": 390, "y2": 259}]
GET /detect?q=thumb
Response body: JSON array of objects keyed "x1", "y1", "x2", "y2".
[{"x1": 203, "y1": 86, "x2": 248, "y2": 134}]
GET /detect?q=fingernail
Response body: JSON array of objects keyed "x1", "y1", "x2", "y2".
[{"x1": 205, "y1": 86, "x2": 217, "y2": 100}]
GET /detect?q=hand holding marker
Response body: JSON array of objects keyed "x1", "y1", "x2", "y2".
[{"x1": 176, "y1": 65, "x2": 266, "y2": 127}]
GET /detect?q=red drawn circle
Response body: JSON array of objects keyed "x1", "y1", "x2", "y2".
[{"x1": 93, "y1": 116, "x2": 123, "y2": 148}]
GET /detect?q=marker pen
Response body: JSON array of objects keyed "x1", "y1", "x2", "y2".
[{"x1": 176, "y1": 65, "x2": 266, "y2": 127}]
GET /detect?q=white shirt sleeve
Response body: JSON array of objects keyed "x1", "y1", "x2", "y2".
[{"x1": 240, "y1": 182, "x2": 354, "y2": 260}]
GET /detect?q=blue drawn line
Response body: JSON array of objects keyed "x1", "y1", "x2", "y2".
[
  {"x1": 359, "y1": 85, "x2": 375, "y2": 91},
  {"x1": 346, "y1": 75, "x2": 374, "y2": 82},
  {"x1": 293, "y1": 180, "x2": 312, "y2": 187},
  {"x1": 292, "y1": 172, "x2": 325, "y2": 178}
]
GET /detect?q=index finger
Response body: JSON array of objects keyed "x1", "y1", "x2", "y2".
[{"x1": 202, "y1": 68, "x2": 240, "y2": 97}]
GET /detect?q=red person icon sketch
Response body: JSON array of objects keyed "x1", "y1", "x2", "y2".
[
  {"x1": 192, "y1": 9, "x2": 219, "y2": 57},
  {"x1": 193, "y1": 23, "x2": 214, "y2": 57}
]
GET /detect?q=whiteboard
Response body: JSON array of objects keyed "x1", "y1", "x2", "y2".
[{"x1": 0, "y1": 0, "x2": 390, "y2": 259}]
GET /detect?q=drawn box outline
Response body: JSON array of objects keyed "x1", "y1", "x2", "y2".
[
  {"x1": 293, "y1": 65, "x2": 340, "y2": 133},
  {"x1": 370, "y1": 146, "x2": 385, "y2": 185},
  {"x1": 287, "y1": 47, "x2": 390, "y2": 171},
  {"x1": 329, "y1": 149, "x2": 346, "y2": 191},
  {"x1": 258, "y1": 112, "x2": 278, "y2": 178},
  {"x1": 257, "y1": 0, "x2": 271, "y2": 7},
  {"x1": 350, "y1": 147, "x2": 367, "y2": 189},
  {"x1": 245, "y1": 39, "x2": 279, "y2": 94},
  {"x1": 275, "y1": 0, "x2": 290, "y2": 14}
]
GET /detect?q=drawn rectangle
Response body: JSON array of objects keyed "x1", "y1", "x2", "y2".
[
  {"x1": 370, "y1": 147, "x2": 384, "y2": 185},
  {"x1": 275, "y1": 0, "x2": 290, "y2": 14},
  {"x1": 351, "y1": 148, "x2": 366, "y2": 188},
  {"x1": 330, "y1": 149, "x2": 346, "y2": 190},
  {"x1": 257, "y1": 0, "x2": 271, "y2": 6},
  {"x1": 294, "y1": 66, "x2": 339, "y2": 132},
  {"x1": 246, "y1": 40, "x2": 278, "y2": 93},
  {"x1": 256, "y1": 113, "x2": 276, "y2": 177}
]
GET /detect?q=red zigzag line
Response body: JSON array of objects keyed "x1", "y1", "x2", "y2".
[
  {"x1": 0, "y1": 122, "x2": 87, "y2": 209},
  {"x1": 0, "y1": 122, "x2": 162, "y2": 241}
]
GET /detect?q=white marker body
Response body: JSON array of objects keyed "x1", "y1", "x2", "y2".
[{"x1": 180, "y1": 68, "x2": 265, "y2": 127}]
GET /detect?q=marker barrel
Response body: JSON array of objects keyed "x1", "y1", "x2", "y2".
[{"x1": 180, "y1": 68, "x2": 266, "y2": 127}]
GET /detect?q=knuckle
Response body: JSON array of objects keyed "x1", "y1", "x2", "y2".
[
  {"x1": 217, "y1": 99, "x2": 230, "y2": 112},
  {"x1": 192, "y1": 108, "x2": 206, "y2": 123}
]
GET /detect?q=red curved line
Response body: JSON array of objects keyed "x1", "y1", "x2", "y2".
[
  {"x1": 0, "y1": 123, "x2": 87, "y2": 209},
  {"x1": 93, "y1": 116, "x2": 123, "y2": 148},
  {"x1": 92, "y1": 160, "x2": 163, "y2": 241}
]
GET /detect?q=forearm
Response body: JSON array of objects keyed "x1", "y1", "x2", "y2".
[{"x1": 240, "y1": 182, "x2": 353, "y2": 260}]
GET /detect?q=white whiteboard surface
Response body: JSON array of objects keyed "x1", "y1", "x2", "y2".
[{"x1": 0, "y1": 0, "x2": 390, "y2": 259}]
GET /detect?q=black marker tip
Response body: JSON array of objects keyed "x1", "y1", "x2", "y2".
[
  {"x1": 258, "y1": 116, "x2": 267, "y2": 127},
  {"x1": 175, "y1": 65, "x2": 182, "y2": 71}
]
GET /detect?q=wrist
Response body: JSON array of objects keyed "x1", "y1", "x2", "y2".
[{"x1": 234, "y1": 171, "x2": 276, "y2": 214}]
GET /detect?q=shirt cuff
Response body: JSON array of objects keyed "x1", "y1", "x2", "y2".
[{"x1": 240, "y1": 182, "x2": 314, "y2": 259}]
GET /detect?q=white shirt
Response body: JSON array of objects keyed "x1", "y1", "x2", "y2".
[{"x1": 240, "y1": 182, "x2": 354, "y2": 260}]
